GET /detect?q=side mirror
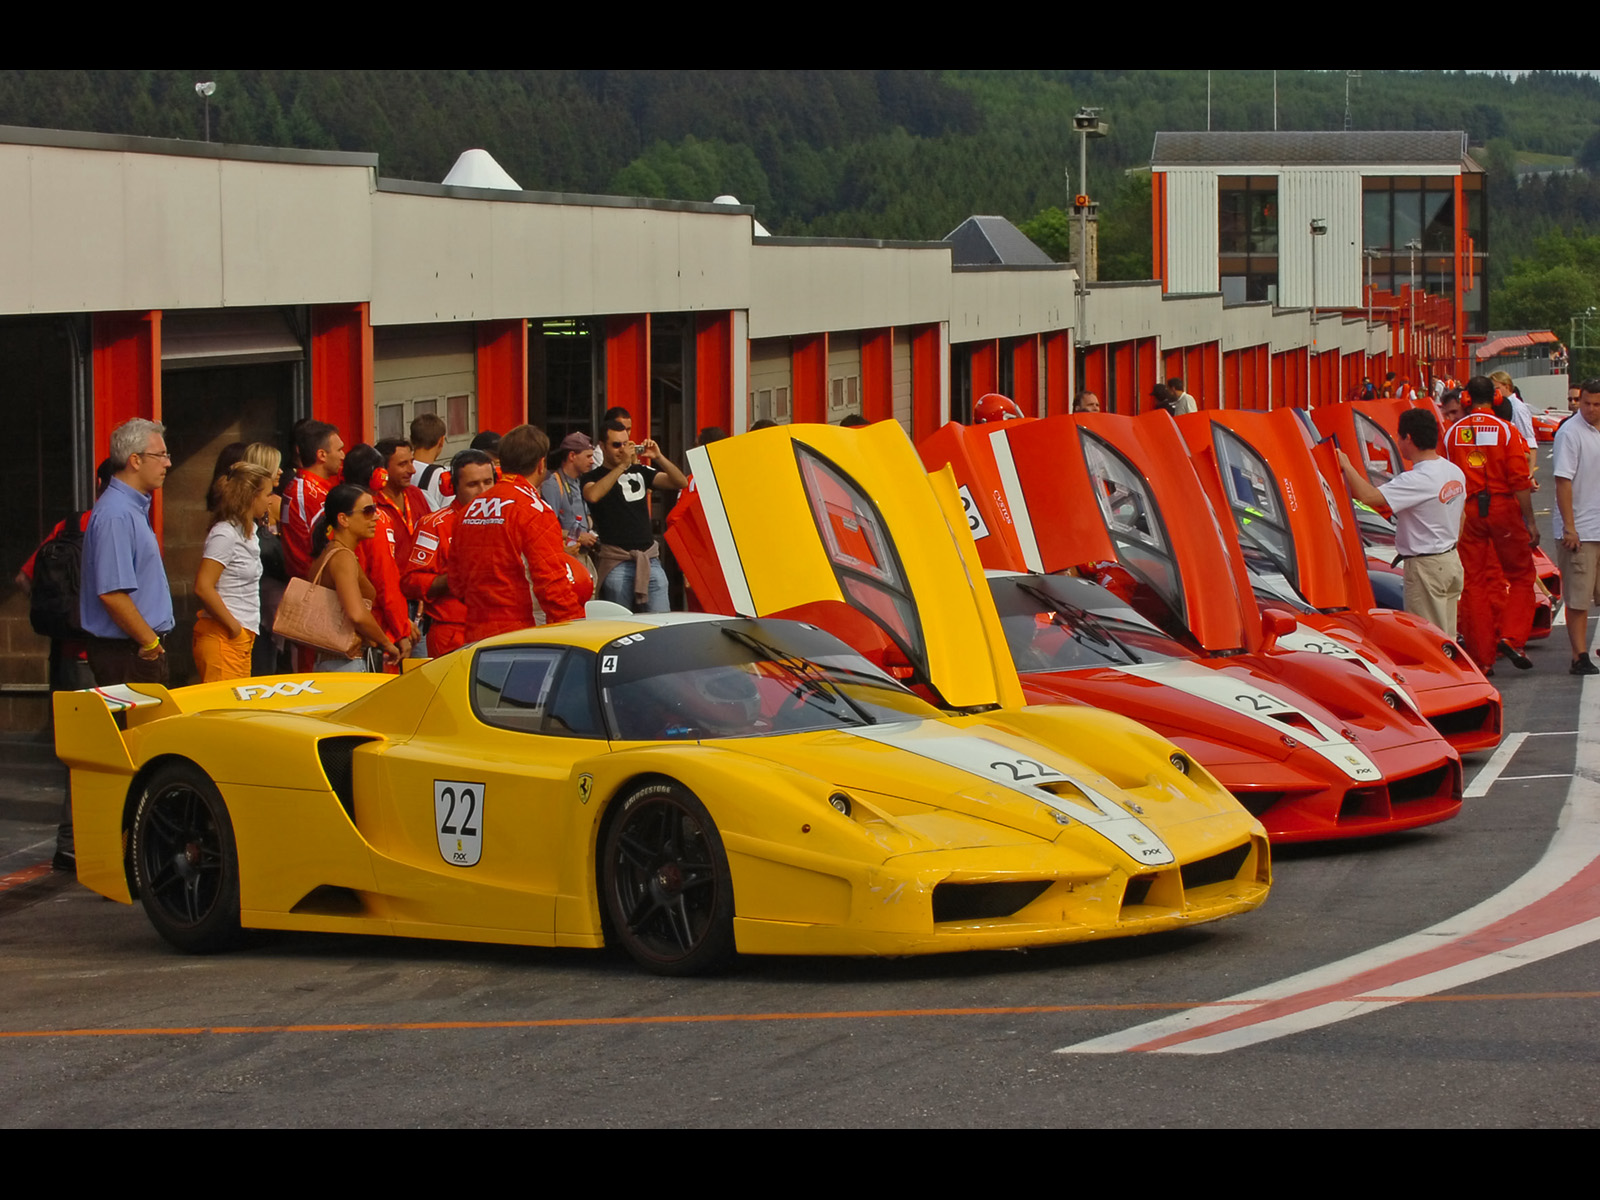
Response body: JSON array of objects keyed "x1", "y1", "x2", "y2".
[{"x1": 1261, "y1": 609, "x2": 1298, "y2": 651}]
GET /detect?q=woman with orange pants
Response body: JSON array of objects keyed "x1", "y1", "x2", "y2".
[{"x1": 192, "y1": 462, "x2": 275, "y2": 681}]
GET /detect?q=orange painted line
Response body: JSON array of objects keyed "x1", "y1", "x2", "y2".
[
  {"x1": 7, "y1": 990, "x2": 1597, "y2": 1042},
  {"x1": 0, "y1": 864, "x2": 52, "y2": 894},
  {"x1": 0, "y1": 1001, "x2": 1262, "y2": 1040}
]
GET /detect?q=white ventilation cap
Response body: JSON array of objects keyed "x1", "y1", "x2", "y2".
[{"x1": 442, "y1": 149, "x2": 522, "y2": 191}]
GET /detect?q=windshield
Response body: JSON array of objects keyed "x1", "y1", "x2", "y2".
[
  {"x1": 599, "y1": 618, "x2": 942, "y2": 741},
  {"x1": 988, "y1": 573, "x2": 1192, "y2": 673}
]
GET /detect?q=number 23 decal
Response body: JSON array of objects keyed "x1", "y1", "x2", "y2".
[{"x1": 435, "y1": 780, "x2": 486, "y2": 868}]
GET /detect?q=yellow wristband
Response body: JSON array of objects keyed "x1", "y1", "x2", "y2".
[{"x1": 141, "y1": 638, "x2": 160, "y2": 652}]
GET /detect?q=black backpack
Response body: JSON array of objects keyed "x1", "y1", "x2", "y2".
[{"x1": 29, "y1": 514, "x2": 88, "y2": 641}]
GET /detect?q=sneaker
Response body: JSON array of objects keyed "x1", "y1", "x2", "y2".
[
  {"x1": 1571, "y1": 653, "x2": 1599, "y2": 677},
  {"x1": 1499, "y1": 639, "x2": 1534, "y2": 670}
]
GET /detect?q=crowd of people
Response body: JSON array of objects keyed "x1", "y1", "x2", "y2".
[
  {"x1": 23, "y1": 407, "x2": 699, "y2": 870},
  {"x1": 1340, "y1": 373, "x2": 1600, "y2": 679}
]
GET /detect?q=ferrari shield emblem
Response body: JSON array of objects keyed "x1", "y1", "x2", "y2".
[{"x1": 577, "y1": 773, "x2": 594, "y2": 804}]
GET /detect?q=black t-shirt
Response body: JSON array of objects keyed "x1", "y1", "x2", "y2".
[{"x1": 583, "y1": 463, "x2": 658, "y2": 550}]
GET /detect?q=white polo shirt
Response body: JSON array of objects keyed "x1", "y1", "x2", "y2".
[
  {"x1": 1377, "y1": 456, "x2": 1467, "y2": 558},
  {"x1": 1552, "y1": 413, "x2": 1600, "y2": 541},
  {"x1": 1508, "y1": 395, "x2": 1537, "y2": 449}
]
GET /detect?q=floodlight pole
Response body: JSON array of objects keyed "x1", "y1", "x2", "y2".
[{"x1": 1309, "y1": 218, "x2": 1327, "y2": 406}]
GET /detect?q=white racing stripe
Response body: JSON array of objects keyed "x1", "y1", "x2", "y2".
[
  {"x1": 686, "y1": 446, "x2": 756, "y2": 617},
  {"x1": 1114, "y1": 660, "x2": 1383, "y2": 783},
  {"x1": 1275, "y1": 630, "x2": 1424, "y2": 717},
  {"x1": 1057, "y1": 679, "x2": 1600, "y2": 1055},
  {"x1": 988, "y1": 429, "x2": 1045, "y2": 574},
  {"x1": 846, "y1": 721, "x2": 1175, "y2": 866}
]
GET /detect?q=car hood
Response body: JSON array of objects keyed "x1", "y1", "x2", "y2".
[{"x1": 718, "y1": 717, "x2": 1226, "y2": 866}]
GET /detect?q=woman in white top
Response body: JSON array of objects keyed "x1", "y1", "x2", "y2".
[
  {"x1": 192, "y1": 462, "x2": 273, "y2": 682},
  {"x1": 244, "y1": 442, "x2": 288, "y2": 675}
]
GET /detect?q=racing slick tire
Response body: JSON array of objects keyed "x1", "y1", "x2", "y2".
[
  {"x1": 601, "y1": 781, "x2": 736, "y2": 977},
  {"x1": 130, "y1": 761, "x2": 243, "y2": 954}
]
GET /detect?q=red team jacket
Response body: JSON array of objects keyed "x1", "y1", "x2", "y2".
[
  {"x1": 400, "y1": 503, "x2": 469, "y2": 658},
  {"x1": 281, "y1": 470, "x2": 333, "y2": 581},
  {"x1": 450, "y1": 474, "x2": 583, "y2": 643}
]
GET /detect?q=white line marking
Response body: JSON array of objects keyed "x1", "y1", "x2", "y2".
[
  {"x1": 1463, "y1": 731, "x2": 1528, "y2": 797},
  {"x1": 1151, "y1": 916, "x2": 1600, "y2": 1055},
  {"x1": 1553, "y1": 607, "x2": 1567, "y2": 627},
  {"x1": 1496, "y1": 774, "x2": 1574, "y2": 782},
  {"x1": 1058, "y1": 681, "x2": 1600, "y2": 1055},
  {"x1": 1526, "y1": 730, "x2": 1579, "y2": 737}
]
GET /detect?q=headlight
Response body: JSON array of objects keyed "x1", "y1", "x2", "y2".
[
  {"x1": 1169, "y1": 753, "x2": 1189, "y2": 775},
  {"x1": 1381, "y1": 690, "x2": 1400, "y2": 710},
  {"x1": 1441, "y1": 641, "x2": 1458, "y2": 660},
  {"x1": 828, "y1": 792, "x2": 853, "y2": 817}
]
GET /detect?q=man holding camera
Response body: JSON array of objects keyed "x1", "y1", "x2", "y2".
[{"x1": 582, "y1": 419, "x2": 687, "y2": 612}]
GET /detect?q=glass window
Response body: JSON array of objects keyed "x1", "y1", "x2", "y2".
[
  {"x1": 1078, "y1": 430, "x2": 1186, "y2": 622},
  {"x1": 1393, "y1": 190, "x2": 1423, "y2": 251},
  {"x1": 472, "y1": 646, "x2": 600, "y2": 736},
  {"x1": 795, "y1": 445, "x2": 928, "y2": 682},
  {"x1": 1212, "y1": 426, "x2": 1298, "y2": 591},
  {"x1": 597, "y1": 619, "x2": 942, "y2": 741},
  {"x1": 1363, "y1": 189, "x2": 1390, "y2": 251},
  {"x1": 988, "y1": 573, "x2": 1191, "y2": 674},
  {"x1": 1422, "y1": 192, "x2": 1453, "y2": 253},
  {"x1": 1354, "y1": 411, "x2": 1403, "y2": 488}
]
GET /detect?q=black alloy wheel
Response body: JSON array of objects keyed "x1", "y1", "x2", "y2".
[
  {"x1": 130, "y1": 762, "x2": 242, "y2": 953},
  {"x1": 602, "y1": 783, "x2": 735, "y2": 976}
]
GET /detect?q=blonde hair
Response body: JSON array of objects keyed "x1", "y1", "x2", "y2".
[
  {"x1": 1489, "y1": 370, "x2": 1516, "y2": 392},
  {"x1": 243, "y1": 442, "x2": 282, "y2": 477},
  {"x1": 209, "y1": 462, "x2": 273, "y2": 532}
]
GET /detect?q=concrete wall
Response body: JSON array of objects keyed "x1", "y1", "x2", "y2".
[
  {"x1": 947, "y1": 267, "x2": 1075, "y2": 345},
  {"x1": 0, "y1": 140, "x2": 374, "y2": 315},
  {"x1": 747, "y1": 242, "x2": 952, "y2": 339},
  {"x1": 370, "y1": 189, "x2": 754, "y2": 326}
]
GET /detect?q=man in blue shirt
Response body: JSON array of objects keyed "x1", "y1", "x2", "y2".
[{"x1": 81, "y1": 417, "x2": 175, "y2": 687}]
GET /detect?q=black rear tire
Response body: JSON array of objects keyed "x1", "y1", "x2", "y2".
[
  {"x1": 130, "y1": 762, "x2": 243, "y2": 954},
  {"x1": 601, "y1": 782, "x2": 735, "y2": 976}
]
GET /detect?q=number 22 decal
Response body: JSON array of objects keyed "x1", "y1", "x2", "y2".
[
  {"x1": 435, "y1": 780, "x2": 486, "y2": 867},
  {"x1": 989, "y1": 757, "x2": 1062, "y2": 782}
]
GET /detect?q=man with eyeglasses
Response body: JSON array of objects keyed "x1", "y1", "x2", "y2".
[{"x1": 80, "y1": 417, "x2": 175, "y2": 689}]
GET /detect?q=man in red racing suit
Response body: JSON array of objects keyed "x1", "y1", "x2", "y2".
[
  {"x1": 451, "y1": 424, "x2": 584, "y2": 643},
  {"x1": 401, "y1": 449, "x2": 498, "y2": 658},
  {"x1": 1447, "y1": 375, "x2": 1539, "y2": 673}
]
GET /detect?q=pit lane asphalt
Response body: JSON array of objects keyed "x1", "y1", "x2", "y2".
[{"x1": 2, "y1": 463, "x2": 1594, "y2": 1128}]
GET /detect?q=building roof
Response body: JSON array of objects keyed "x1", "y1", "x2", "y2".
[
  {"x1": 944, "y1": 215, "x2": 1055, "y2": 267},
  {"x1": 1475, "y1": 330, "x2": 1559, "y2": 360},
  {"x1": 1150, "y1": 130, "x2": 1472, "y2": 170}
]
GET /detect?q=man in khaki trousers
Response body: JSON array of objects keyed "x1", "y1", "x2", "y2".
[{"x1": 1339, "y1": 408, "x2": 1468, "y2": 639}]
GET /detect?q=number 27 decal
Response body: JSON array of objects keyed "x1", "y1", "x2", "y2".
[{"x1": 435, "y1": 780, "x2": 486, "y2": 868}]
